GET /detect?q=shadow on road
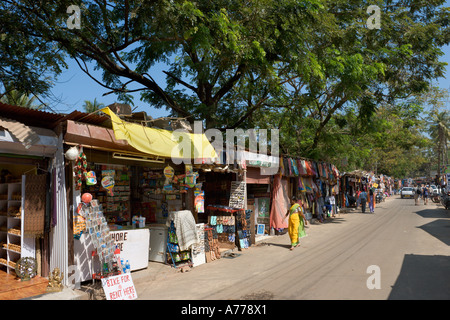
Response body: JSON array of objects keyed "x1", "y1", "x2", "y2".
[
  {"x1": 417, "y1": 219, "x2": 450, "y2": 246},
  {"x1": 415, "y1": 207, "x2": 449, "y2": 219},
  {"x1": 388, "y1": 254, "x2": 450, "y2": 300}
]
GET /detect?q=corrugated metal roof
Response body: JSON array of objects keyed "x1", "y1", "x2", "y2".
[
  {"x1": 0, "y1": 102, "x2": 64, "y2": 129},
  {"x1": 0, "y1": 116, "x2": 40, "y2": 148},
  {"x1": 0, "y1": 102, "x2": 110, "y2": 129}
]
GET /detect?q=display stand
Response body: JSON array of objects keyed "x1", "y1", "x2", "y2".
[
  {"x1": 0, "y1": 177, "x2": 34, "y2": 274},
  {"x1": 206, "y1": 205, "x2": 238, "y2": 254},
  {"x1": 204, "y1": 227, "x2": 220, "y2": 263},
  {"x1": 166, "y1": 221, "x2": 192, "y2": 269},
  {"x1": 235, "y1": 209, "x2": 251, "y2": 250},
  {"x1": 0, "y1": 180, "x2": 22, "y2": 273}
]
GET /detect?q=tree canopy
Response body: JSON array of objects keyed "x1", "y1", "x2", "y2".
[{"x1": 1, "y1": 1, "x2": 449, "y2": 177}]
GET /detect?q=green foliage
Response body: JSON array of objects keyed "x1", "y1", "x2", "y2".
[
  {"x1": 1, "y1": 0, "x2": 449, "y2": 178},
  {"x1": 82, "y1": 98, "x2": 105, "y2": 113},
  {"x1": 0, "y1": 89, "x2": 45, "y2": 110}
]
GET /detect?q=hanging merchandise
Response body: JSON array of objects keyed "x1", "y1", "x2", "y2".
[
  {"x1": 291, "y1": 158, "x2": 299, "y2": 176},
  {"x1": 101, "y1": 175, "x2": 115, "y2": 196},
  {"x1": 185, "y1": 164, "x2": 199, "y2": 188},
  {"x1": 305, "y1": 161, "x2": 313, "y2": 176},
  {"x1": 74, "y1": 150, "x2": 88, "y2": 190},
  {"x1": 84, "y1": 200, "x2": 117, "y2": 277},
  {"x1": 65, "y1": 145, "x2": 79, "y2": 161},
  {"x1": 287, "y1": 158, "x2": 293, "y2": 176},
  {"x1": 304, "y1": 177, "x2": 312, "y2": 193},
  {"x1": 163, "y1": 165, "x2": 175, "y2": 180},
  {"x1": 297, "y1": 159, "x2": 306, "y2": 176},
  {"x1": 194, "y1": 190, "x2": 205, "y2": 213},
  {"x1": 298, "y1": 176, "x2": 305, "y2": 192},
  {"x1": 73, "y1": 215, "x2": 86, "y2": 240},
  {"x1": 313, "y1": 161, "x2": 319, "y2": 178},
  {"x1": 81, "y1": 192, "x2": 93, "y2": 204},
  {"x1": 86, "y1": 171, "x2": 97, "y2": 185},
  {"x1": 163, "y1": 165, "x2": 174, "y2": 191},
  {"x1": 279, "y1": 157, "x2": 285, "y2": 176}
]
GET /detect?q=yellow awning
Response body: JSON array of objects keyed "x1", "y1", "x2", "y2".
[{"x1": 100, "y1": 107, "x2": 217, "y2": 161}]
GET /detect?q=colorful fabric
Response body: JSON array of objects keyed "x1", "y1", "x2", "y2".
[{"x1": 269, "y1": 175, "x2": 289, "y2": 229}]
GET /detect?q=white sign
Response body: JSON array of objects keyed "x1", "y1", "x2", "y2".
[
  {"x1": 101, "y1": 274, "x2": 137, "y2": 300},
  {"x1": 110, "y1": 229, "x2": 149, "y2": 271}
]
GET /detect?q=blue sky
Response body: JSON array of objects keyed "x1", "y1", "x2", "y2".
[{"x1": 49, "y1": 58, "x2": 171, "y2": 118}]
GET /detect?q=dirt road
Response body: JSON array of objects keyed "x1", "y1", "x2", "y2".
[{"x1": 134, "y1": 196, "x2": 450, "y2": 300}]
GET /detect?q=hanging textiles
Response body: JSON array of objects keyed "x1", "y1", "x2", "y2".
[
  {"x1": 279, "y1": 157, "x2": 285, "y2": 176},
  {"x1": 303, "y1": 177, "x2": 313, "y2": 193},
  {"x1": 101, "y1": 107, "x2": 217, "y2": 160},
  {"x1": 287, "y1": 158, "x2": 293, "y2": 176},
  {"x1": 269, "y1": 175, "x2": 289, "y2": 229},
  {"x1": 24, "y1": 174, "x2": 47, "y2": 237},
  {"x1": 297, "y1": 159, "x2": 307, "y2": 176},
  {"x1": 313, "y1": 161, "x2": 319, "y2": 178},
  {"x1": 290, "y1": 158, "x2": 299, "y2": 176},
  {"x1": 305, "y1": 161, "x2": 313, "y2": 176},
  {"x1": 166, "y1": 210, "x2": 199, "y2": 251},
  {"x1": 298, "y1": 176, "x2": 305, "y2": 192}
]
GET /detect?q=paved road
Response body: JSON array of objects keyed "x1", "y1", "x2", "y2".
[{"x1": 134, "y1": 196, "x2": 450, "y2": 300}]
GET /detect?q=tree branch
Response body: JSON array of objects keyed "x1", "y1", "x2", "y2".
[
  {"x1": 163, "y1": 71, "x2": 198, "y2": 93},
  {"x1": 213, "y1": 64, "x2": 246, "y2": 103}
]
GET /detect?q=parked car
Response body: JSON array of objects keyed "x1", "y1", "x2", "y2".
[{"x1": 400, "y1": 187, "x2": 415, "y2": 199}]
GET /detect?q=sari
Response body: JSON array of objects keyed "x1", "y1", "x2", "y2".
[{"x1": 288, "y1": 203, "x2": 306, "y2": 247}]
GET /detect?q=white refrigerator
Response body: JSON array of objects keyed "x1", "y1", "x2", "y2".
[{"x1": 149, "y1": 225, "x2": 168, "y2": 263}]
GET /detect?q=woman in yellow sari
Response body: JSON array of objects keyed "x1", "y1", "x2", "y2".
[{"x1": 285, "y1": 197, "x2": 307, "y2": 250}]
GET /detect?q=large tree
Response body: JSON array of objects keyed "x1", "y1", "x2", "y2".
[
  {"x1": 1, "y1": 0, "x2": 449, "y2": 158},
  {"x1": 0, "y1": 0, "x2": 325, "y2": 126}
]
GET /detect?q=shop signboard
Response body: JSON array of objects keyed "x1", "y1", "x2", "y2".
[
  {"x1": 101, "y1": 273, "x2": 137, "y2": 300},
  {"x1": 110, "y1": 228, "x2": 149, "y2": 271}
]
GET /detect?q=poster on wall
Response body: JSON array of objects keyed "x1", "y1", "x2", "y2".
[
  {"x1": 255, "y1": 198, "x2": 270, "y2": 218},
  {"x1": 229, "y1": 181, "x2": 246, "y2": 209}
]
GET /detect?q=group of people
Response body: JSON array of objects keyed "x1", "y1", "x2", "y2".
[
  {"x1": 355, "y1": 188, "x2": 376, "y2": 213},
  {"x1": 414, "y1": 185, "x2": 430, "y2": 206}
]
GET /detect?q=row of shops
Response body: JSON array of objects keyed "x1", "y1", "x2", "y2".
[{"x1": 0, "y1": 102, "x2": 400, "y2": 287}]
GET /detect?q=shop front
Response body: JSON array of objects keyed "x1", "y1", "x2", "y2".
[
  {"x1": 270, "y1": 156, "x2": 342, "y2": 229},
  {"x1": 0, "y1": 110, "x2": 60, "y2": 283},
  {"x1": 65, "y1": 108, "x2": 218, "y2": 280}
]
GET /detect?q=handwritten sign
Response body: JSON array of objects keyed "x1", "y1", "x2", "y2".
[{"x1": 101, "y1": 274, "x2": 137, "y2": 300}]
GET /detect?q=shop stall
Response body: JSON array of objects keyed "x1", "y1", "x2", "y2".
[
  {"x1": 0, "y1": 109, "x2": 60, "y2": 281},
  {"x1": 67, "y1": 107, "x2": 217, "y2": 279}
]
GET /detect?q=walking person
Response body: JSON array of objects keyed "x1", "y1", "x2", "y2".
[
  {"x1": 423, "y1": 185, "x2": 429, "y2": 205},
  {"x1": 414, "y1": 186, "x2": 421, "y2": 206},
  {"x1": 284, "y1": 197, "x2": 307, "y2": 250},
  {"x1": 356, "y1": 189, "x2": 361, "y2": 209},
  {"x1": 359, "y1": 189, "x2": 368, "y2": 213},
  {"x1": 369, "y1": 188, "x2": 375, "y2": 213}
]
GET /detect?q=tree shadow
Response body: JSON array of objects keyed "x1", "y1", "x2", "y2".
[
  {"x1": 417, "y1": 219, "x2": 450, "y2": 246},
  {"x1": 415, "y1": 207, "x2": 449, "y2": 219},
  {"x1": 388, "y1": 254, "x2": 450, "y2": 300}
]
